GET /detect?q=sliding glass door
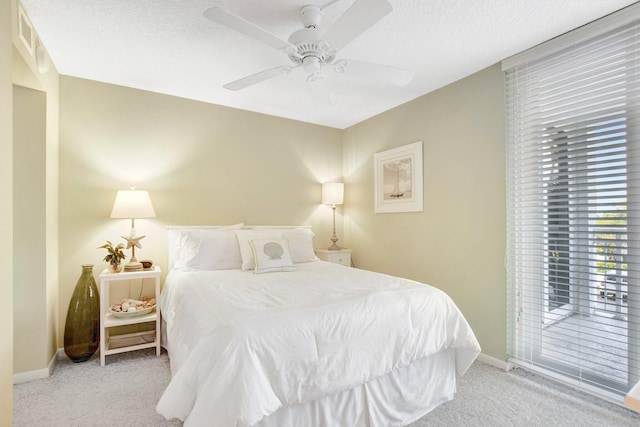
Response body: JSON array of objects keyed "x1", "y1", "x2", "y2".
[{"x1": 505, "y1": 6, "x2": 640, "y2": 400}]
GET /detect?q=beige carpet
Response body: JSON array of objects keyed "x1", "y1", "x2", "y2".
[{"x1": 14, "y1": 349, "x2": 640, "y2": 426}]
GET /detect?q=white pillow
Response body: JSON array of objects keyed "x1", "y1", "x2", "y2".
[
  {"x1": 177, "y1": 224, "x2": 243, "y2": 270},
  {"x1": 282, "y1": 228, "x2": 317, "y2": 263},
  {"x1": 250, "y1": 239, "x2": 295, "y2": 274},
  {"x1": 235, "y1": 229, "x2": 283, "y2": 270}
]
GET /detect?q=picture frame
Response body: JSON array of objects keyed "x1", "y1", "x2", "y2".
[{"x1": 374, "y1": 141, "x2": 423, "y2": 213}]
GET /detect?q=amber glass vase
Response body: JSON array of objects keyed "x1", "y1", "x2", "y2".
[{"x1": 64, "y1": 264, "x2": 100, "y2": 362}]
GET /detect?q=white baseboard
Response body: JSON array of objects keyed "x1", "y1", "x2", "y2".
[
  {"x1": 13, "y1": 348, "x2": 63, "y2": 384},
  {"x1": 476, "y1": 352, "x2": 511, "y2": 371}
]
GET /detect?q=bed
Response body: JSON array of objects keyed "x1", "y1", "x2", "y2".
[{"x1": 156, "y1": 225, "x2": 480, "y2": 426}]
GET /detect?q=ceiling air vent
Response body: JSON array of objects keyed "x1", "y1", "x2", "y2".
[{"x1": 18, "y1": 6, "x2": 34, "y2": 55}]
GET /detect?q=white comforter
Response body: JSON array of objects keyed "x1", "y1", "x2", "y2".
[{"x1": 156, "y1": 261, "x2": 480, "y2": 426}]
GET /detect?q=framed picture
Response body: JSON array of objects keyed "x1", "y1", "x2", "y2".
[{"x1": 374, "y1": 141, "x2": 423, "y2": 213}]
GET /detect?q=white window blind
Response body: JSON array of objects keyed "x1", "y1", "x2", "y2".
[{"x1": 505, "y1": 5, "x2": 640, "y2": 401}]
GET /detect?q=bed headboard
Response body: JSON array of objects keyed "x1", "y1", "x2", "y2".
[{"x1": 166, "y1": 225, "x2": 313, "y2": 271}]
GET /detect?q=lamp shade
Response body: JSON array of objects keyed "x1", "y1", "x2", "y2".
[
  {"x1": 110, "y1": 190, "x2": 156, "y2": 219},
  {"x1": 322, "y1": 182, "x2": 344, "y2": 205}
]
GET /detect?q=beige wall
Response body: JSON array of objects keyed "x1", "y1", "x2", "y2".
[
  {"x1": 9, "y1": 40, "x2": 506, "y2": 379},
  {"x1": 1, "y1": 0, "x2": 14, "y2": 422},
  {"x1": 342, "y1": 64, "x2": 507, "y2": 360},
  {"x1": 57, "y1": 67, "x2": 506, "y2": 359},
  {"x1": 13, "y1": 85, "x2": 47, "y2": 373},
  {"x1": 57, "y1": 76, "x2": 344, "y2": 347},
  {"x1": 11, "y1": 2, "x2": 60, "y2": 376}
]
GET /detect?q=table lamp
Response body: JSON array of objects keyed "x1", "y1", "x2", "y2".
[{"x1": 110, "y1": 189, "x2": 156, "y2": 271}]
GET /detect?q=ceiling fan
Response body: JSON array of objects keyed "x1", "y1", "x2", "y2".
[{"x1": 203, "y1": 0, "x2": 414, "y2": 106}]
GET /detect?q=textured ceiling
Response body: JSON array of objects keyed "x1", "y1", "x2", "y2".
[{"x1": 20, "y1": 0, "x2": 637, "y2": 129}]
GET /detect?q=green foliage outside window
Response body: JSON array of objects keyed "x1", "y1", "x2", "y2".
[{"x1": 594, "y1": 210, "x2": 627, "y2": 273}]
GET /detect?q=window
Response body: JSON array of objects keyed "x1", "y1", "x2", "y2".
[{"x1": 505, "y1": 4, "x2": 640, "y2": 401}]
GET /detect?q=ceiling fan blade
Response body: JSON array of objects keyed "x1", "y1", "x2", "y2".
[
  {"x1": 203, "y1": 7, "x2": 294, "y2": 51},
  {"x1": 223, "y1": 66, "x2": 296, "y2": 91},
  {"x1": 320, "y1": 0, "x2": 342, "y2": 11},
  {"x1": 322, "y1": 0, "x2": 392, "y2": 51},
  {"x1": 307, "y1": 73, "x2": 332, "y2": 108},
  {"x1": 333, "y1": 59, "x2": 414, "y2": 86}
]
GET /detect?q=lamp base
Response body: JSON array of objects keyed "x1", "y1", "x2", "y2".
[
  {"x1": 327, "y1": 237, "x2": 341, "y2": 251},
  {"x1": 327, "y1": 204, "x2": 342, "y2": 251},
  {"x1": 123, "y1": 259, "x2": 143, "y2": 272}
]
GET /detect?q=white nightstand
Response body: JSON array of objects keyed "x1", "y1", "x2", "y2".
[
  {"x1": 99, "y1": 266, "x2": 161, "y2": 366},
  {"x1": 315, "y1": 249, "x2": 352, "y2": 267}
]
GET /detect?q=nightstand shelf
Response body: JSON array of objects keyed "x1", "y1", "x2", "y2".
[
  {"x1": 315, "y1": 249, "x2": 352, "y2": 267},
  {"x1": 99, "y1": 266, "x2": 161, "y2": 366},
  {"x1": 104, "y1": 311, "x2": 158, "y2": 327}
]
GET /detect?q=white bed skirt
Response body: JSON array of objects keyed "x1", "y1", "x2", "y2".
[
  {"x1": 162, "y1": 322, "x2": 455, "y2": 426},
  {"x1": 256, "y1": 349, "x2": 456, "y2": 427},
  {"x1": 161, "y1": 318, "x2": 457, "y2": 426}
]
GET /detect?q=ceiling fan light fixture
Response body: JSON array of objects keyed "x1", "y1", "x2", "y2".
[
  {"x1": 302, "y1": 55, "x2": 322, "y2": 73},
  {"x1": 288, "y1": 41, "x2": 336, "y2": 66}
]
